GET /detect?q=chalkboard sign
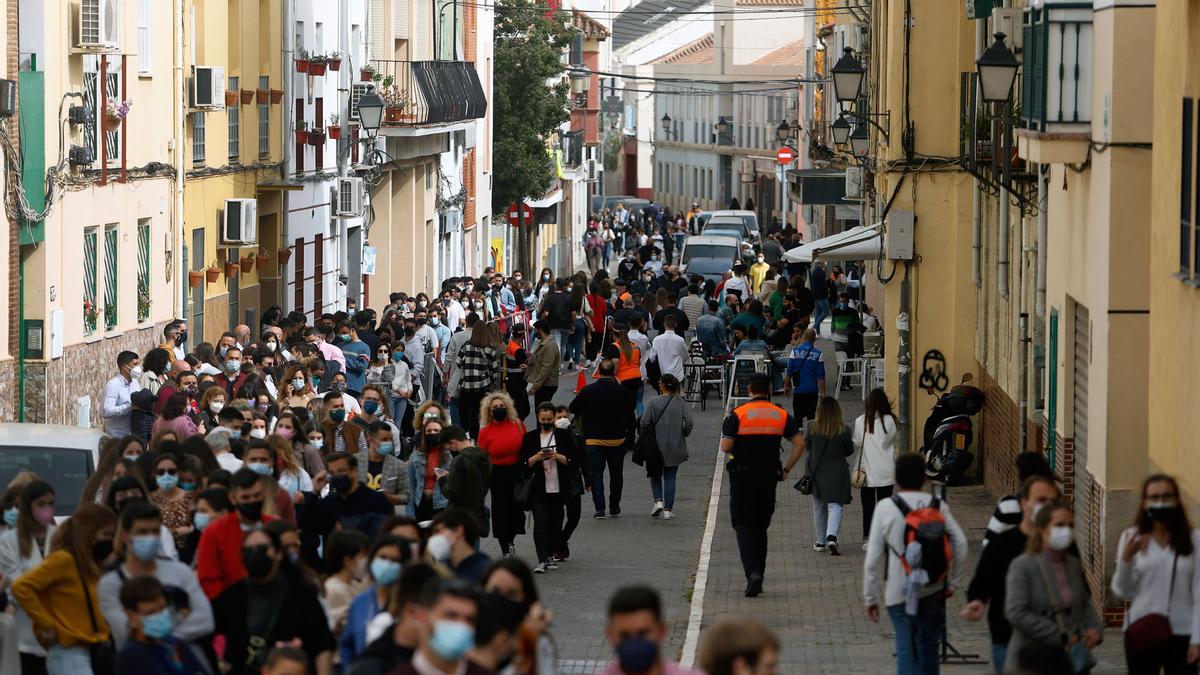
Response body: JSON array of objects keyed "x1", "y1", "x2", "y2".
[{"x1": 730, "y1": 357, "x2": 760, "y2": 399}]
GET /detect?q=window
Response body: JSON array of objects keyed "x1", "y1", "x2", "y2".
[
  {"x1": 227, "y1": 76, "x2": 240, "y2": 163},
  {"x1": 192, "y1": 112, "x2": 206, "y2": 166},
  {"x1": 259, "y1": 76, "x2": 271, "y2": 158},
  {"x1": 295, "y1": 21, "x2": 305, "y2": 54},
  {"x1": 426, "y1": 163, "x2": 433, "y2": 189},
  {"x1": 137, "y1": 219, "x2": 150, "y2": 322},
  {"x1": 137, "y1": 0, "x2": 152, "y2": 74},
  {"x1": 83, "y1": 228, "x2": 98, "y2": 336},
  {"x1": 103, "y1": 224, "x2": 118, "y2": 331},
  {"x1": 83, "y1": 57, "x2": 121, "y2": 163}
]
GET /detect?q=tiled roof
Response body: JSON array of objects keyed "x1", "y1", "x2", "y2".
[
  {"x1": 654, "y1": 33, "x2": 714, "y2": 65},
  {"x1": 572, "y1": 9, "x2": 610, "y2": 39},
  {"x1": 752, "y1": 38, "x2": 806, "y2": 66}
]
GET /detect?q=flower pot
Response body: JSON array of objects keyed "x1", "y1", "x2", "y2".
[
  {"x1": 270, "y1": 89, "x2": 284, "y2": 104},
  {"x1": 295, "y1": 130, "x2": 309, "y2": 144},
  {"x1": 328, "y1": 126, "x2": 342, "y2": 140},
  {"x1": 241, "y1": 89, "x2": 255, "y2": 105},
  {"x1": 224, "y1": 262, "x2": 239, "y2": 279},
  {"x1": 103, "y1": 114, "x2": 122, "y2": 131},
  {"x1": 188, "y1": 271, "x2": 204, "y2": 288},
  {"x1": 385, "y1": 107, "x2": 403, "y2": 123},
  {"x1": 255, "y1": 254, "x2": 271, "y2": 271},
  {"x1": 240, "y1": 256, "x2": 255, "y2": 273},
  {"x1": 307, "y1": 130, "x2": 326, "y2": 146},
  {"x1": 278, "y1": 248, "x2": 292, "y2": 265},
  {"x1": 309, "y1": 62, "x2": 327, "y2": 77},
  {"x1": 328, "y1": 58, "x2": 342, "y2": 72},
  {"x1": 360, "y1": 69, "x2": 375, "y2": 82},
  {"x1": 256, "y1": 89, "x2": 269, "y2": 105},
  {"x1": 295, "y1": 59, "x2": 310, "y2": 74},
  {"x1": 224, "y1": 90, "x2": 239, "y2": 107},
  {"x1": 205, "y1": 267, "x2": 221, "y2": 283}
]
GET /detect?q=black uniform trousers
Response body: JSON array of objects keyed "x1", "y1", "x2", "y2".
[{"x1": 728, "y1": 466, "x2": 778, "y2": 580}]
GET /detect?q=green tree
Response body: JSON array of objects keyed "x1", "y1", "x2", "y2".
[{"x1": 492, "y1": 0, "x2": 574, "y2": 271}]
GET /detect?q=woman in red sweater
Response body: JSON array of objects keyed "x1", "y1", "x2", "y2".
[{"x1": 476, "y1": 392, "x2": 526, "y2": 557}]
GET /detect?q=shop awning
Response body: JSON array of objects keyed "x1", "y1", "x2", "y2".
[
  {"x1": 526, "y1": 189, "x2": 563, "y2": 209},
  {"x1": 783, "y1": 224, "x2": 882, "y2": 263}
]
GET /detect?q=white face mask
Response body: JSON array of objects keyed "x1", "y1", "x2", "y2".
[
  {"x1": 1048, "y1": 525, "x2": 1074, "y2": 552},
  {"x1": 249, "y1": 428, "x2": 267, "y2": 439},
  {"x1": 554, "y1": 417, "x2": 571, "y2": 429},
  {"x1": 211, "y1": 401, "x2": 225, "y2": 413},
  {"x1": 426, "y1": 533, "x2": 452, "y2": 562},
  {"x1": 130, "y1": 366, "x2": 143, "y2": 379}
]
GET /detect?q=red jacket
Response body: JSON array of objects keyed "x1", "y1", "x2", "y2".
[
  {"x1": 586, "y1": 294, "x2": 608, "y2": 333},
  {"x1": 196, "y1": 511, "x2": 277, "y2": 599}
]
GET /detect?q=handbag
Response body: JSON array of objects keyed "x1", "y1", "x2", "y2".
[
  {"x1": 851, "y1": 448, "x2": 867, "y2": 489},
  {"x1": 794, "y1": 433, "x2": 825, "y2": 496},
  {"x1": 1125, "y1": 551, "x2": 1178, "y2": 655},
  {"x1": 632, "y1": 399, "x2": 669, "y2": 467},
  {"x1": 75, "y1": 557, "x2": 116, "y2": 675}
]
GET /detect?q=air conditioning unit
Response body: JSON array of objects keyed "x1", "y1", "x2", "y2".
[
  {"x1": 586, "y1": 158, "x2": 598, "y2": 182},
  {"x1": 75, "y1": 0, "x2": 120, "y2": 51},
  {"x1": 336, "y1": 177, "x2": 366, "y2": 217},
  {"x1": 221, "y1": 198, "x2": 258, "y2": 245},
  {"x1": 739, "y1": 158, "x2": 755, "y2": 183},
  {"x1": 844, "y1": 166, "x2": 864, "y2": 198},
  {"x1": 349, "y1": 83, "x2": 370, "y2": 121},
  {"x1": 191, "y1": 66, "x2": 226, "y2": 109}
]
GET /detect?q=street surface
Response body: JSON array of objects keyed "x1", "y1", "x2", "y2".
[{"x1": 484, "y1": 368, "x2": 1129, "y2": 674}]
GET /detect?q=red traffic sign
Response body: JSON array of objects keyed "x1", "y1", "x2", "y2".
[
  {"x1": 507, "y1": 202, "x2": 534, "y2": 227},
  {"x1": 776, "y1": 146, "x2": 797, "y2": 165}
]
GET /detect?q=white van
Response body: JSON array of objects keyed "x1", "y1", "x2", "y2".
[{"x1": 0, "y1": 424, "x2": 105, "y2": 517}]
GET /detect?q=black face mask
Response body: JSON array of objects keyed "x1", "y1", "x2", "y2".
[
  {"x1": 424, "y1": 432, "x2": 440, "y2": 446},
  {"x1": 236, "y1": 499, "x2": 264, "y2": 522},
  {"x1": 491, "y1": 407, "x2": 508, "y2": 421},
  {"x1": 174, "y1": 332, "x2": 187, "y2": 346},
  {"x1": 404, "y1": 328, "x2": 416, "y2": 337},
  {"x1": 92, "y1": 539, "x2": 114, "y2": 563},
  {"x1": 539, "y1": 422, "x2": 554, "y2": 431},
  {"x1": 242, "y1": 545, "x2": 274, "y2": 578},
  {"x1": 1147, "y1": 505, "x2": 1182, "y2": 522}
]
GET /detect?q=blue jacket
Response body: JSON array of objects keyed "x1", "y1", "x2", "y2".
[
  {"x1": 785, "y1": 342, "x2": 825, "y2": 393},
  {"x1": 339, "y1": 587, "x2": 381, "y2": 667},
  {"x1": 406, "y1": 449, "x2": 450, "y2": 516},
  {"x1": 340, "y1": 339, "x2": 371, "y2": 393}
]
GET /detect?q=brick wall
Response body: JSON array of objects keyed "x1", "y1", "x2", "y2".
[
  {"x1": 978, "y1": 367, "x2": 1044, "y2": 496},
  {"x1": 464, "y1": 149, "x2": 476, "y2": 227},
  {"x1": 7, "y1": 0, "x2": 19, "y2": 360}
]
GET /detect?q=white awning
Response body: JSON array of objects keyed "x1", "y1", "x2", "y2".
[
  {"x1": 783, "y1": 224, "x2": 882, "y2": 263},
  {"x1": 525, "y1": 189, "x2": 563, "y2": 209}
]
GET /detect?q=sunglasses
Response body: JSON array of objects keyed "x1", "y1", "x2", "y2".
[{"x1": 156, "y1": 468, "x2": 177, "y2": 476}]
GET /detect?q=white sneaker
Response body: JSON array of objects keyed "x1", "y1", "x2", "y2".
[
  {"x1": 662, "y1": 510, "x2": 673, "y2": 520},
  {"x1": 651, "y1": 500, "x2": 664, "y2": 518},
  {"x1": 533, "y1": 563, "x2": 547, "y2": 574}
]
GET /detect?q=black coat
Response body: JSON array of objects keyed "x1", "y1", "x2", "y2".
[
  {"x1": 520, "y1": 428, "x2": 585, "y2": 497},
  {"x1": 211, "y1": 569, "x2": 335, "y2": 675}
]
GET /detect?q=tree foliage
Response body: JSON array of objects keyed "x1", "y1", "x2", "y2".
[{"x1": 492, "y1": 0, "x2": 575, "y2": 213}]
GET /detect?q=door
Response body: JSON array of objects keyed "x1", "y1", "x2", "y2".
[
  {"x1": 347, "y1": 225, "x2": 363, "y2": 307},
  {"x1": 190, "y1": 228, "x2": 205, "y2": 344}
]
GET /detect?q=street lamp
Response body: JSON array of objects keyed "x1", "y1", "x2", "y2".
[
  {"x1": 849, "y1": 123, "x2": 870, "y2": 157},
  {"x1": 831, "y1": 115, "x2": 851, "y2": 145},
  {"x1": 356, "y1": 85, "x2": 385, "y2": 135},
  {"x1": 976, "y1": 32, "x2": 1020, "y2": 104},
  {"x1": 715, "y1": 116, "x2": 731, "y2": 139},
  {"x1": 830, "y1": 47, "x2": 865, "y2": 104},
  {"x1": 661, "y1": 113, "x2": 672, "y2": 135},
  {"x1": 775, "y1": 120, "x2": 791, "y2": 144}
]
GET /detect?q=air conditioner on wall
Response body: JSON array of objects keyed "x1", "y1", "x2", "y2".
[
  {"x1": 349, "y1": 83, "x2": 370, "y2": 121},
  {"x1": 192, "y1": 66, "x2": 226, "y2": 109},
  {"x1": 221, "y1": 199, "x2": 258, "y2": 245},
  {"x1": 586, "y1": 158, "x2": 598, "y2": 182},
  {"x1": 74, "y1": 0, "x2": 120, "y2": 51},
  {"x1": 336, "y1": 177, "x2": 366, "y2": 217},
  {"x1": 844, "y1": 167, "x2": 864, "y2": 198}
]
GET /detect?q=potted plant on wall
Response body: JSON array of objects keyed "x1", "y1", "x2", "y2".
[
  {"x1": 295, "y1": 49, "x2": 311, "y2": 73},
  {"x1": 327, "y1": 113, "x2": 342, "y2": 140},
  {"x1": 361, "y1": 63, "x2": 376, "y2": 82},
  {"x1": 239, "y1": 254, "x2": 255, "y2": 273},
  {"x1": 225, "y1": 89, "x2": 239, "y2": 107},
  {"x1": 224, "y1": 261, "x2": 239, "y2": 279},
  {"x1": 205, "y1": 265, "x2": 221, "y2": 284},
  {"x1": 256, "y1": 87, "x2": 269, "y2": 104},
  {"x1": 270, "y1": 87, "x2": 284, "y2": 104},
  {"x1": 241, "y1": 88, "x2": 255, "y2": 105},
  {"x1": 382, "y1": 85, "x2": 408, "y2": 123},
  {"x1": 255, "y1": 251, "x2": 271, "y2": 270},
  {"x1": 308, "y1": 52, "x2": 328, "y2": 77},
  {"x1": 188, "y1": 270, "x2": 203, "y2": 288},
  {"x1": 104, "y1": 97, "x2": 132, "y2": 131},
  {"x1": 327, "y1": 51, "x2": 342, "y2": 71},
  {"x1": 278, "y1": 248, "x2": 292, "y2": 265},
  {"x1": 295, "y1": 119, "x2": 309, "y2": 145},
  {"x1": 307, "y1": 126, "x2": 326, "y2": 146}
]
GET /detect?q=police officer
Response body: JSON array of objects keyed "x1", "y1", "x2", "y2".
[
  {"x1": 720, "y1": 372, "x2": 805, "y2": 598},
  {"x1": 504, "y1": 323, "x2": 530, "y2": 421}
]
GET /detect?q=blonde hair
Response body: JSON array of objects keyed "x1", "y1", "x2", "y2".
[
  {"x1": 1026, "y1": 500, "x2": 1072, "y2": 554},
  {"x1": 268, "y1": 434, "x2": 302, "y2": 475},
  {"x1": 413, "y1": 401, "x2": 450, "y2": 432},
  {"x1": 480, "y1": 392, "x2": 519, "y2": 428},
  {"x1": 810, "y1": 396, "x2": 845, "y2": 438}
]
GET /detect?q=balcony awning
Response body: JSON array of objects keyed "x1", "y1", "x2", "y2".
[
  {"x1": 412, "y1": 61, "x2": 488, "y2": 124},
  {"x1": 783, "y1": 224, "x2": 882, "y2": 263},
  {"x1": 525, "y1": 188, "x2": 563, "y2": 209}
]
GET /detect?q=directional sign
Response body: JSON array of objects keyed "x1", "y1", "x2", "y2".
[
  {"x1": 507, "y1": 202, "x2": 534, "y2": 227},
  {"x1": 776, "y1": 146, "x2": 797, "y2": 165}
]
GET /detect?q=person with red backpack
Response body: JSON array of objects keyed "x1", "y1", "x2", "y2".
[{"x1": 863, "y1": 452, "x2": 969, "y2": 675}]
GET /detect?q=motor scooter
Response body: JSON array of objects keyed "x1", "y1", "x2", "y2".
[{"x1": 920, "y1": 373, "x2": 985, "y2": 484}]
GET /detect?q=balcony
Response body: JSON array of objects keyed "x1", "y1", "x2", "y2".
[
  {"x1": 369, "y1": 60, "x2": 487, "y2": 135},
  {"x1": 1016, "y1": 2, "x2": 1093, "y2": 164}
]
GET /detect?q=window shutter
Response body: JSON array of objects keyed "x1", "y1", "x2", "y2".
[
  {"x1": 413, "y1": 0, "x2": 432, "y2": 59},
  {"x1": 394, "y1": 0, "x2": 409, "y2": 39},
  {"x1": 370, "y1": 0, "x2": 388, "y2": 60},
  {"x1": 137, "y1": 0, "x2": 152, "y2": 73}
]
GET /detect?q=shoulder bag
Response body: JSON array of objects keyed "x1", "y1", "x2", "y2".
[
  {"x1": 1036, "y1": 556, "x2": 1098, "y2": 674},
  {"x1": 632, "y1": 399, "x2": 669, "y2": 468},
  {"x1": 1125, "y1": 549, "x2": 1178, "y2": 656},
  {"x1": 794, "y1": 433, "x2": 825, "y2": 496},
  {"x1": 74, "y1": 557, "x2": 116, "y2": 675},
  {"x1": 851, "y1": 416, "x2": 885, "y2": 489}
]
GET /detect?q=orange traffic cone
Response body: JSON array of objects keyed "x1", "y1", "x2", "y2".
[{"x1": 574, "y1": 369, "x2": 587, "y2": 393}]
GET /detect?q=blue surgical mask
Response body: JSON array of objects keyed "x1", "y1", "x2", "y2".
[
  {"x1": 3, "y1": 507, "x2": 17, "y2": 527},
  {"x1": 225, "y1": 360, "x2": 241, "y2": 374},
  {"x1": 179, "y1": 481, "x2": 197, "y2": 491},
  {"x1": 378, "y1": 441, "x2": 395, "y2": 455},
  {"x1": 140, "y1": 608, "x2": 174, "y2": 641},
  {"x1": 194, "y1": 512, "x2": 213, "y2": 531},
  {"x1": 130, "y1": 535, "x2": 161, "y2": 563},
  {"x1": 362, "y1": 400, "x2": 380, "y2": 415},
  {"x1": 370, "y1": 558, "x2": 402, "y2": 586},
  {"x1": 429, "y1": 620, "x2": 475, "y2": 661},
  {"x1": 155, "y1": 473, "x2": 179, "y2": 491},
  {"x1": 247, "y1": 462, "x2": 273, "y2": 476}
]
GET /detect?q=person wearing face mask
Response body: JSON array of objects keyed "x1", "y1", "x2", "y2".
[
  {"x1": 179, "y1": 489, "x2": 229, "y2": 567},
  {"x1": 152, "y1": 391, "x2": 201, "y2": 442},
  {"x1": 466, "y1": 592, "x2": 527, "y2": 673},
  {"x1": 339, "y1": 536, "x2": 412, "y2": 666},
  {"x1": 406, "y1": 421, "x2": 452, "y2": 521},
  {"x1": 278, "y1": 363, "x2": 317, "y2": 409},
  {"x1": 357, "y1": 421, "x2": 412, "y2": 511},
  {"x1": 214, "y1": 347, "x2": 249, "y2": 399},
  {"x1": 1004, "y1": 501, "x2": 1102, "y2": 673},
  {"x1": 748, "y1": 250, "x2": 770, "y2": 295},
  {"x1": 112, "y1": 575, "x2": 210, "y2": 673},
  {"x1": 696, "y1": 619, "x2": 780, "y2": 675},
  {"x1": 387, "y1": 579, "x2": 490, "y2": 675},
  {"x1": 1112, "y1": 474, "x2": 1200, "y2": 674},
  {"x1": 429, "y1": 510, "x2": 492, "y2": 583},
  {"x1": 147, "y1": 453, "x2": 196, "y2": 550},
  {"x1": 477, "y1": 393, "x2": 526, "y2": 558},
  {"x1": 322, "y1": 531, "x2": 370, "y2": 650},
  {"x1": 211, "y1": 527, "x2": 335, "y2": 675},
  {"x1": 199, "y1": 387, "x2": 227, "y2": 433},
  {"x1": 304, "y1": 452, "x2": 393, "y2": 540},
  {"x1": 599, "y1": 585, "x2": 702, "y2": 675},
  {"x1": 963, "y1": 475, "x2": 1062, "y2": 673},
  {"x1": 0, "y1": 480, "x2": 57, "y2": 672},
  {"x1": 336, "y1": 322, "x2": 371, "y2": 398},
  {"x1": 401, "y1": 319, "x2": 428, "y2": 389},
  {"x1": 96, "y1": 501, "x2": 213, "y2": 650},
  {"x1": 11, "y1": 503, "x2": 117, "y2": 675},
  {"x1": 196, "y1": 468, "x2": 277, "y2": 599},
  {"x1": 102, "y1": 351, "x2": 143, "y2": 437},
  {"x1": 520, "y1": 404, "x2": 578, "y2": 574}
]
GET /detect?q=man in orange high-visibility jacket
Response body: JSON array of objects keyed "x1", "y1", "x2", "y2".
[{"x1": 720, "y1": 372, "x2": 805, "y2": 598}]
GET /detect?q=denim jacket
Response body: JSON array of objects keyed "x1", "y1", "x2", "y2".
[{"x1": 406, "y1": 449, "x2": 451, "y2": 515}]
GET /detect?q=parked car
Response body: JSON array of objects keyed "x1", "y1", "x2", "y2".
[
  {"x1": 704, "y1": 215, "x2": 757, "y2": 242},
  {"x1": 681, "y1": 234, "x2": 740, "y2": 267},
  {"x1": 708, "y1": 209, "x2": 760, "y2": 241},
  {"x1": 680, "y1": 257, "x2": 734, "y2": 285},
  {"x1": 591, "y1": 194, "x2": 636, "y2": 213},
  {"x1": 0, "y1": 424, "x2": 104, "y2": 518}
]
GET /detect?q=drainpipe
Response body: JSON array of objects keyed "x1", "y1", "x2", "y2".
[
  {"x1": 1020, "y1": 312, "x2": 1029, "y2": 452},
  {"x1": 175, "y1": 0, "x2": 186, "y2": 336},
  {"x1": 280, "y1": 0, "x2": 294, "y2": 310},
  {"x1": 972, "y1": 20, "x2": 983, "y2": 287},
  {"x1": 897, "y1": 262, "x2": 912, "y2": 452},
  {"x1": 1035, "y1": 164, "x2": 1047, "y2": 318},
  {"x1": 337, "y1": 0, "x2": 350, "y2": 302},
  {"x1": 998, "y1": 179, "x2": 1009, "y2": 297}
]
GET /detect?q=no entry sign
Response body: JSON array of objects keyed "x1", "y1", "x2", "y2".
[
  {"x1": 776, "y1": 146, "x2": 797, "y2": 165},
  {"x1": 507, "y1": 202, "x2": 534, "y2": 227}
]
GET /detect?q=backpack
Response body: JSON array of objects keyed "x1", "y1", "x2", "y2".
[{"x1": 890, "y1": 495, "x2": 952, "y2": 583}]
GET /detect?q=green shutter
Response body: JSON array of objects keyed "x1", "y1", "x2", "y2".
[
  {"x1": 104, "y1": 226, "x2": 118, "y2": 330},
  {"x1": 84, "y1": 229, "x2": 98, "y2": 335},
  {"x1": 137, "y1": 220, "x2": 150, "y2": 322}
]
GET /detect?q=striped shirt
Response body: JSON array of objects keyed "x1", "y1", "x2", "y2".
[
  {"x1": 982, "y1": 493, "x2": 1022, "y2": 546},
  {"x1": 456, "y1": 343, "x2": 499, "y2": 392}
]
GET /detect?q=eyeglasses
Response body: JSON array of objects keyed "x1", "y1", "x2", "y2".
[
  {"x1": 1147, "y1": 492, "x2": 1178, "y2": 501},
  {"x1": 155, "y1": 468, "x2": 177, "y2": 476}
]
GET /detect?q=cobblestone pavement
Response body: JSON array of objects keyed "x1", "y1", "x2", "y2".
[{"x1": 493, "y1": 368, "x2": 1127, "y2": 674}]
